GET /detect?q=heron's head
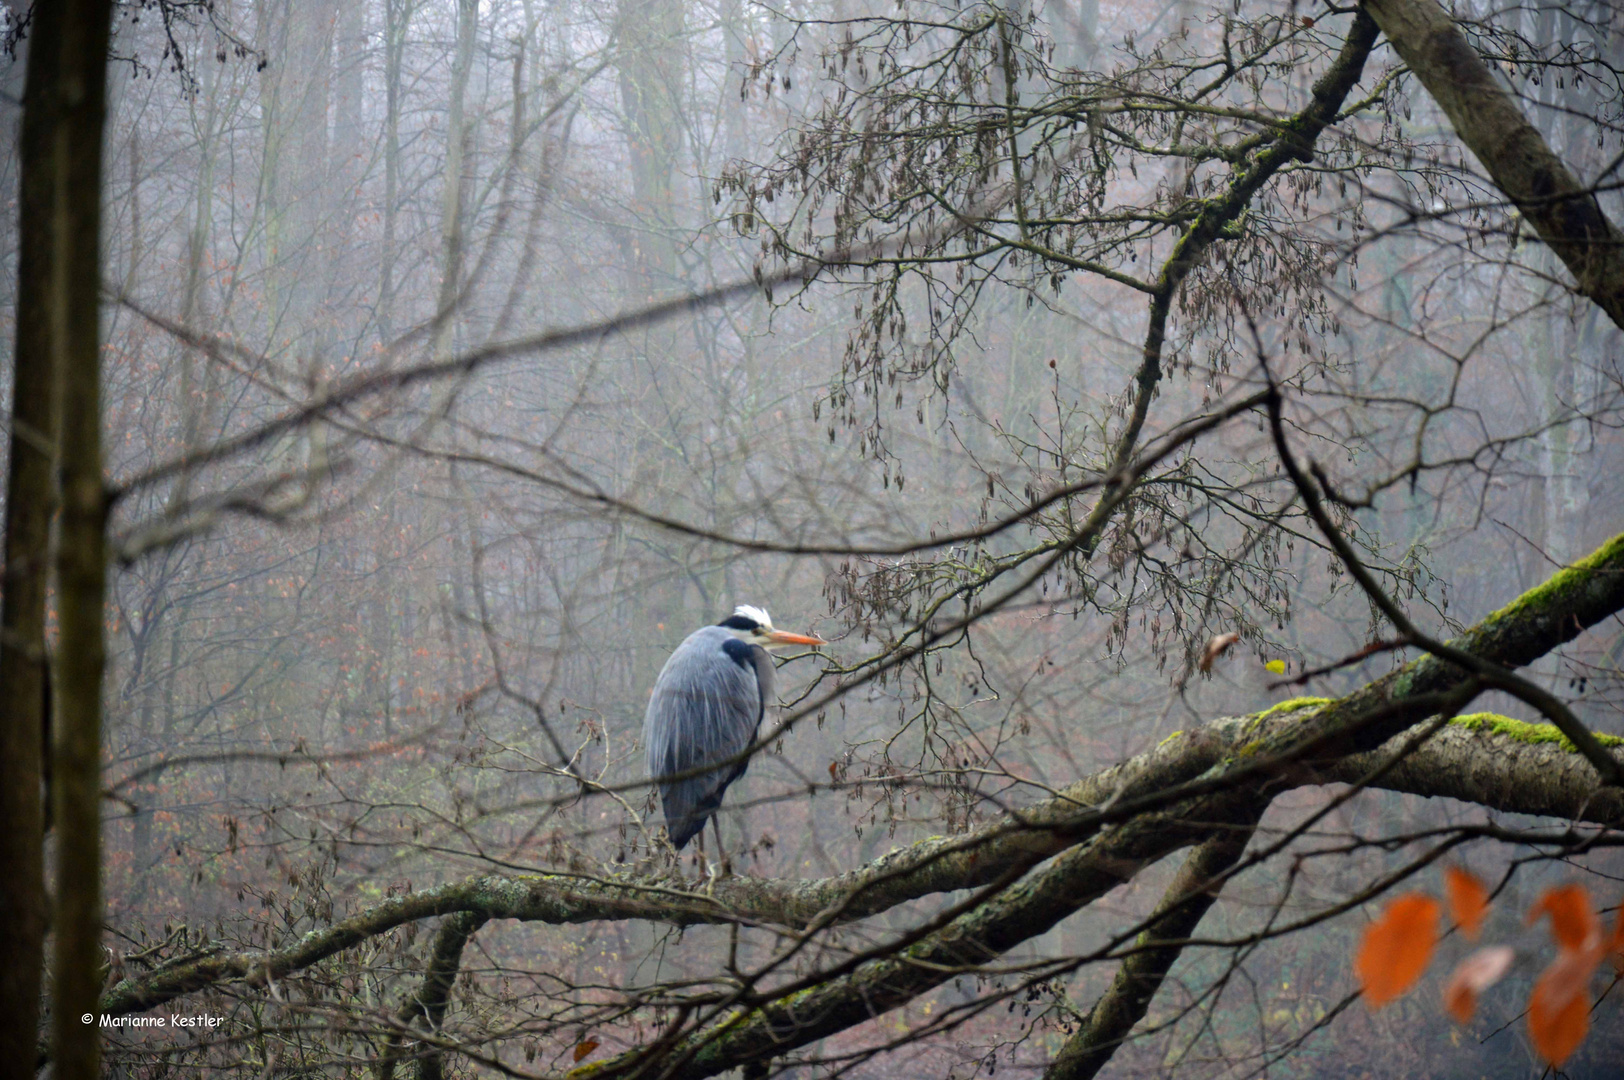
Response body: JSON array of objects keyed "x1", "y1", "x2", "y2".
[{"x1": 717, "y1": 605, "x2": 827, "y2": 651}]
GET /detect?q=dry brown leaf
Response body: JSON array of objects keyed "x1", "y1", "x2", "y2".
[
  {"x1": 1445, "y1": 866, "x2": 1490, "y2": 941},
  {"x1": 1354, "y1": 893, "x2": 1439, "y2": 1009},
  {"x1": 572, "y1": 1039, "x2": 600, "y2": 1063},
  {"x1": 1199, "y1": 632, "x2": 1240, "y2": 673},
  {"x1": 1442, "y1": 946, "x2": 1512, "y2": 1024}
]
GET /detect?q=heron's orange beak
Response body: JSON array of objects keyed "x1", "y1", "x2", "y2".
[{"x1": 766, "y1": 629, "x2": 826, "y2": 647}]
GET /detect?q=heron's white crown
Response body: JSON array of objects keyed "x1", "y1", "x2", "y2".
[{"x1": 733, "y1": 604, "x2": 773, "y2": 630}]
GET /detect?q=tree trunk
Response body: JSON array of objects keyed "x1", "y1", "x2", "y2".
[
  {"x1": 38, "y1": 6, "x2": 115, "y2": 1080},
  {"x1": 615, "y1": 0, "x2": 685, "y2": 296},
  {"x1": 380, "y1": 0, "x2": 413, "y2": 344},
  {"x1": 0, "y1": 14, "x2": 57, "y2": 1073},
  {"x1": 432, "y1": 0, "x2": 478, "y2": 361}
]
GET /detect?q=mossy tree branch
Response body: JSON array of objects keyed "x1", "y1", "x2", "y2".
[
  {"x1": 92, "y1": 531, "x2": 1624, "y2": 1080},
  {"x1": 1362, "y1": 0, "x2": 1624, "y2": 330}
]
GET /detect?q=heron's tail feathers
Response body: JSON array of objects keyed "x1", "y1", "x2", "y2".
[
  {"x1": 666, "y1": 817, "x2": 705, "y2": 850},
  {"x1": 664, "y1": 783, "x2": 730, "y2": 850}
]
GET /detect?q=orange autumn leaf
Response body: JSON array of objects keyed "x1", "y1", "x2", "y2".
[
  {"x1": 1527, "y1": 884, "x2": 1599, "y2": 952},
  {"x1": 572, "y1": 1039, "x2": 600, "y2": 1063},
  {"x1": 1355, "y1": 893, "x2": 1439, "y2": 1008},
  {"x1": 1529, "y1": 954, "x2": 1593, "y2": 1068},
  {"x1": 1444, "y1": 866, "x2": 1490, "y2": 941},
  {"x1": 1442, "y1": 946, "x2": 1513, "y2": 1024},
  {"x1": 1522, "y1": 885, "x2": 1609, "y2": 1067}
]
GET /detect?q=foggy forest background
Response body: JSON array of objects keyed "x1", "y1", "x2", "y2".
[{"x1": 4, "y1": 0, "x2": 1624, "y2": 1077}]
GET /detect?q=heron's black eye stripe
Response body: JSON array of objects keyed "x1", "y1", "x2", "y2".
[{"x1": 720, "y1": 637, "x2": 756, "y2": 669}]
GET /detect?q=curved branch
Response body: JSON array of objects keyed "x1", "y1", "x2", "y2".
[{"x1": 377, "y1": 912, "x2": 490, "y2": 1080}]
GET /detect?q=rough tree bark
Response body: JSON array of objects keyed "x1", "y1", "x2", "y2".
[
  {"x1": 1362, "y1": 0, "x2": 1624, "y2": 330},
  {"x1": 0, "y1": 12, "x2": 59, "y2": 1073},
  {"x1": 39, "y1": 6, "x2": 115, "y2": 1080}
]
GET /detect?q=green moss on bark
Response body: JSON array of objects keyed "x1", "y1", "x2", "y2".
[
  {"x1": 1449, "y1": 712, "x2": 1624, "y2": 752},
  {"x1": 1256, "y1": 697, "x2": 1331, "y2": 721}
]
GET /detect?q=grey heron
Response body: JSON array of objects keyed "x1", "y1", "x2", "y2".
[{"x1": 644, "y1": 605, "x2": 825, "y2": 871}]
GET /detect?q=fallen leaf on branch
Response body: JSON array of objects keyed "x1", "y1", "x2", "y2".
[
  {"x1": 1355, "y1": 893, "x2": 1439, "y2": 1008},
  {"x1": 1199, "y1": 632, "x2": 1240, "y2": 673},
  {"x1": 573, "y1": 1039, "x2": 600, "y2": 1063}
]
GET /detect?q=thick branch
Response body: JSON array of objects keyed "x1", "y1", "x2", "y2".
[
  {"x1": 377, "y1": 912, "x2": 490, "y2": 1080},
  {"x1": 1327, "y1": 712, "x2": 1624, "y2": 821},
  {"x1": 1362, "y1": 0, "x2": 1624, "y2": 329},
  {"x1": 97, "y1": 534, "x2": 1624, "y2": 1031},
  {"x1": 1042, "y1": 827, "x2": 1257, "y2": 1080},
  {"x1": 661, "y1": 793, "x2": 1260, "y2": 1080},
  {"x1": 1118, "y1": 9, "x2": 1379, "y2": 459},
  {"x1": 601, "y1": 533, "x2": 1624, "y2": 1079}
]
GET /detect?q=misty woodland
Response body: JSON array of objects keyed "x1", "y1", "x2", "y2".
[{"x1": 8, "y1": 0, "x2": 1624, "y2": 1077}]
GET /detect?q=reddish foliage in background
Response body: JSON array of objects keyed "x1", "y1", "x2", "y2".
[
  {"x1": 1354, "y1": 871, "x2": 1623, "y2": 1068},
  {"x1": 1444, "y1": 866, "x2": 1489, "y2": 941},
  {"x1": 1354, "y1": 893, "x2": 1438, "y2": 1008}
]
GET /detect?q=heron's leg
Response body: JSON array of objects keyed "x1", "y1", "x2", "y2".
[
  {"x1": 656, "y1": 828, "x2": 681, "y2": 875},
  {"x1": 711, "y1": 815, "x2": 733, "y2": 878},
  {"x1": 693, "y1": 824, "x2": 710, "y2": 880},
  {"x1": 692, "y1": 821, "x2": 723, "y2": 895}
]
